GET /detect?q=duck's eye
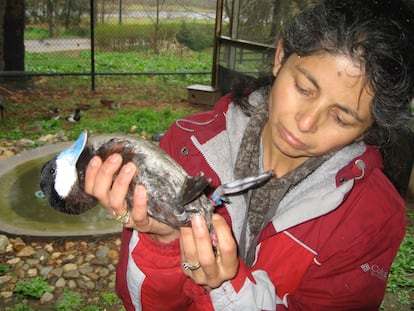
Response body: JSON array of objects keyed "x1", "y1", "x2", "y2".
[{"x1": 49, "y1": 168, "x2": 56, "y2": 175}]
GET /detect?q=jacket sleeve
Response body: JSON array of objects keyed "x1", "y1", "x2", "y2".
[
  {"x1": 209, "y1": 258, "x2": 277, "y2": 310},
  {"x1": 116, "y1": 229, "x2": 194, "y2": 311}
]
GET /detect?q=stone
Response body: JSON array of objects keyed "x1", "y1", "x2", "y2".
[
  {"x1": 39, "y1": 266, "x2": 53, "y2": 276},
  {"x1": 86, "y1": 272, "x2": 99, "y2": 281},
  {"x1": 96, "y1": 267, "x2": 110, "y2": 278},
  {"x1": 51, "y1": 251, "x2": 62, "y2": 260},
  {"x1": 27, "y1": 268, "x2": 38, "y2": 277},
  {"x1": 79, "y1": 265, "x2": 93, "y2": 275},
  {"x1": 37, "y1": 134, "x2": 55, "y2": 143},
  {"x1": 35, "y1": 248, "x2": 50, "y2": 264},
  {"x1": 11, "y1": 237, "x2": 26, "y2": 251},
  {"x1": 68, "y1": 280, "x2": 77, "y2": 289},
  {"x1": 5, "y1": 244, "x2": 14, "y2": 253},
  {"x1": 50, "y1": 268, "x2": 63, "y2": 277},
  {"x1": 63, "y1": 270, "x2": 80, "y2": 279},
  {"x1": 62, "y1": 263, "x2": 77, "y2": 272},
  {"x1": 0, "y1": 149, "x2": 15, "y2": 160},
  {"x1": 107, "y1": 249, "x2": 119, "y2": 260},
  {"x1": 0, "y1": 235, "x2": 9, "y2": 253},
  {"x1": 26, "y1": 258, "x2": 40, "y2": 266},
  {"x1": 0, "y1": 291, "x2": 13, "y2": 299},
  {"x1": 96, "y1": 246, "x2": 109, "y2": 258},
  {"x1": 64, "y1": 241, "x2": 76, "y2": 251},
  {"x1": 40, "y1": 291, "x2": 54, "y2": 304},
  {"x1": 55, "y1": 278, "x2": 66, "y2": 288},
  {"x1": 85, "y1": 253, "x2": 95, "y2": 262},
  {"x1": 84, "y1": 281, "x2": 95, "y2": 290},
  {"x1": 7, "y1": 258, "x2": 21, "y2": 265},
  {"x1": 44, "y1": 243, "x2": 54, "y2": 253},
  {"x1": 16, "y1": 245, "x2": 36, "y2": 257},
  {"x1": 16, "y1": 138, "x2": 35, "y2": 148},
  {"x1": 0, "y1": 275, "x2": 12, "y2": 285}
]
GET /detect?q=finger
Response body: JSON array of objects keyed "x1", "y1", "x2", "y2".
[
  {"x1": 128, "y1": 184, "x2": 149, "y2": 227},
  {"x1": 85, "y1": 156, "x2": 102, "y2": 195},
  {"x1": 191, "y1": 215, "x2": 216, "y2": 265},
  {"x1": 211, "y1": 214, "x2": 238, "y2": 264},
  {"x1": 210, "y1": 214, "x2": 238, "y2": 283},
  {"x1": 109, "y1": 162, "x2": 137, "y2": 215},
  {"x1": 180, "y1": 227, "x2": 199, "y2": 268},
  {"x1": 92, "y1": 154, "x2": 123, "y2": 206}
]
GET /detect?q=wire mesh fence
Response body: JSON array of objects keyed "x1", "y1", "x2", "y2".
[{"x1": 22, "y1": 0, "x2": 217, "y2": 92}]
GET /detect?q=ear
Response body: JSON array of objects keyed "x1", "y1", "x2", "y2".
[{"x1": 273, "y1": 39, "x2": 285, "y2": 76}]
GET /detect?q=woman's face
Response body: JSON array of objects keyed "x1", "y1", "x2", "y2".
[{"x1": 267, "y1": 46, "x2": 374, "y2": 161}]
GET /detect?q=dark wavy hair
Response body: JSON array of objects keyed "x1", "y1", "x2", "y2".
[{"x1": 282, "y1": 0, "x2": 414, "y2": 146}]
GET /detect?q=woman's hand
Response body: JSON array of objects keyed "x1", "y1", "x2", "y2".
[
  {"x1": 180, "y1": 214, "x2": 239, "y2": 290},
  {"x1": 85, "y1": 154, "x2": 179, "y2": 243}
]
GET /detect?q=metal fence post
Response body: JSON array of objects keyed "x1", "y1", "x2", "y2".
[{"x1": 90, "y1": 0, "x2": 95, "y2": 91}]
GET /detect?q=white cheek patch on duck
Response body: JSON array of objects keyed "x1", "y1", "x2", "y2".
[{"x1": 54, "y1": 158, "x2": 78, "y2": 198}]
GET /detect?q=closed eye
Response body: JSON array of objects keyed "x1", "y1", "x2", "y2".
[{"x1": 295, "y1": 82, "x2": 311, "y2": 96}]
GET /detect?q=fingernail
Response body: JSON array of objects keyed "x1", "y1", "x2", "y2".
[
  {"x1": 212, "y1": 214, "x2": 221, "y2": 221},
  {"x1": 123, "y1": 163, "x2": 134, "y2": 174},
  {"x1": 109, "y1": 154, "x2": 120, "y2": 163},
  {"x1": 192, "y1": 215, "x2": 203, "y2": 228},
  {"x1": 90, "y1": 157, "x2": 98, "y2": 167}
]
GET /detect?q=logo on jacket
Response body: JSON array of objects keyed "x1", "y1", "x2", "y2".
[{"x1": 360, "y1": 263, "x2": 388, "y2": 281}]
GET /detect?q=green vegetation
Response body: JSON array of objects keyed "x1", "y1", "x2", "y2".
[
  {"x1": 56, "y1": 290, "x2": 83, "y2": 311},
  {"x1": 0, "y1": 264, "x2": 9, "y2": 275},
  {"x1": 9, "y1": 304, "x2": 34, "y2": 311},
  {"x1": 100, "y1": 291, "x2": 123, "y2": 306},
  {"x1": 0, "y1": 105, "x2": 195, "y2": 141},
  {"x1": 386, "y1": 210, "x2": 414, "y2": 304},
  {"x1": 25, "y1": 49, "x2": 212, "y2": 75},
  {"x1": 14, "y1": 277, "x2": 52, "y2": 299}
]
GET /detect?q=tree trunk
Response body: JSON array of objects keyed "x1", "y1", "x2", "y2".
[
  {"x1": 0, "y1": 0, "x2": 6, "y2": 71},
  {"x1": 3, "y1": 0, "x2": 25, "y2": 71}
]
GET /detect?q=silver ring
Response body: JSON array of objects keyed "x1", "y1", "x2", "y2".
[
  {"x1": 113, "y1": 210, "x2": 130, "y2": 225},
  {"x1": 182, "y1": 262, "x2": 201, "y2": 271}
]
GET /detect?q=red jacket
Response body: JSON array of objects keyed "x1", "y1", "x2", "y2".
[{"x1": 115, "y1": 94, "x2": 406, "y2": 310}]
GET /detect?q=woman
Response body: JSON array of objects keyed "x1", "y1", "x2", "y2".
[{"x1": 85, "y1": 0, "x2": 414, "y2": 310}]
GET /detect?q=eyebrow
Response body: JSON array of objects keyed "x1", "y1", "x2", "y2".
[{"x1": 296, "y1": 66, "x2": 365, "y2": 124}]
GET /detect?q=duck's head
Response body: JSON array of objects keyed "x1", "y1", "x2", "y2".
[{"x1": 40, "y1": 130, "x2": 97, "y2": 214}]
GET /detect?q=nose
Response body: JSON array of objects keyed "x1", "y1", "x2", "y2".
[{"x1": 295, "y1": 105, "x2": 319, "y2": 133}]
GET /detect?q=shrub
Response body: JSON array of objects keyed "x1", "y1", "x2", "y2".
[
  {"x1": 56, "y1": 290, "x2": 83, "y2": 311},
  {"x1": 14, "y1": 277, "x2": 52, "y2": 299},
  {"x1": 176, "y1": 21, "x2": 214, "y2": 51}
]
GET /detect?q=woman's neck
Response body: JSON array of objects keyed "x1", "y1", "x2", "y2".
[{"x1": 261, "y1": 123, "x2": 309, "y2": 177}]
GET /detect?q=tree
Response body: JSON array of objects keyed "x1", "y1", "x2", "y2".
[
  {"x1": 0, "y1": 0, "x2": 5, "y2": 71},
  {"x1": 3, "y1": 0, "x2": 25, "y2": 72}
]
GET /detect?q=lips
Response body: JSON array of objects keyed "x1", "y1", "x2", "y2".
[{"x1": 281, "y1": 127, "x2": 306, "y2": 149}]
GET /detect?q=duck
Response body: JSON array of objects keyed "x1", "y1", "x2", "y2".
[
  {"x1": 40, "y1": 130, "x2": 214, "y2": 228},
  {"x1": 65, "y1": 108, "x2": 81, "y2": 123},
  {"x1": 40, "y1": 130, "x2": 273, "y2": 229},
  {"x1": 47, "y1": 107, "x2": 61, "y2": 120},
  {"x1": 0, "y1": 94, "x2": 5, "y2": 122}
]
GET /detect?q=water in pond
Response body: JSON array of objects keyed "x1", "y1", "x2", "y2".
[{"x1": 0, "y1": 153, "x2": 121, "y2": 237}]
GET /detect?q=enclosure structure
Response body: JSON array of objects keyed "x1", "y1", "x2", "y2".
[{"x1": 213, "y1": 0, "x2": 307, "y2": 94}]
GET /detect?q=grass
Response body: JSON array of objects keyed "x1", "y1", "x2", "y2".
[
  {"x1": 0, "y1": 100, "x2": 196, "y2": 142},
  {"x1": 386, "y1": 210, "x2": 414, "y2": 304},
  {"x1": 25, "y1": 49, "x2": 213, "y2": 75}
]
